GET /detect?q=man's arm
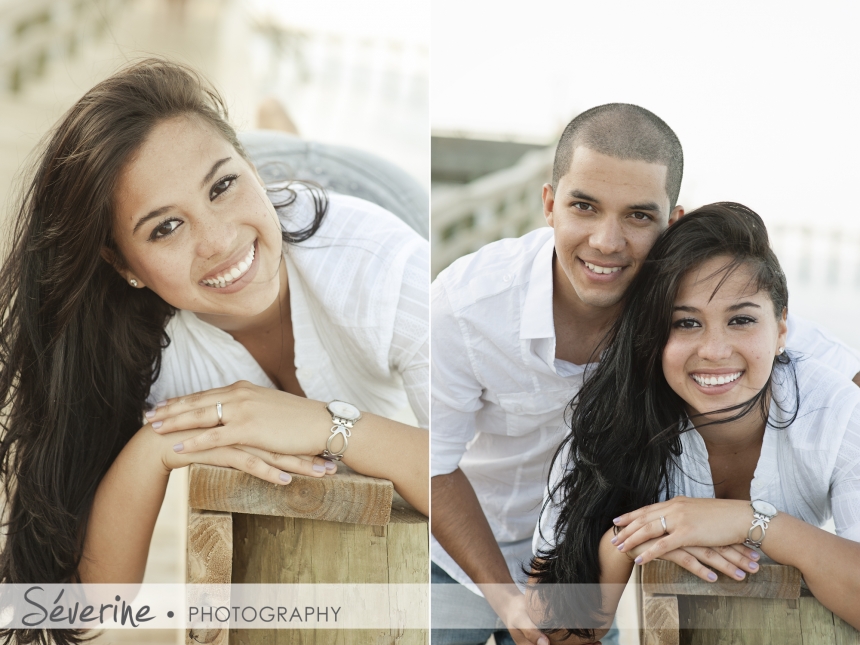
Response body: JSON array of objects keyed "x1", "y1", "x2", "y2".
[
  {"x1": 432, "y1": 468, "x2": 549, "y2": 645},
  {"x1": 430, "y1": 280, "x2": 548, "y2": 645}
]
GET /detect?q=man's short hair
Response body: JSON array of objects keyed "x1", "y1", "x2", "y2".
[{"x1": 552, "y1": 103, "x2": 683, "y2": 208}]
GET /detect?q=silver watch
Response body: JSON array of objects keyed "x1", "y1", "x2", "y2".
[
  {"x1": 322, "y1": 400, "x2": 361, "y2": 461},
  {"x1": 744, "y1": 500, "x2": 778, "y2": 548}
]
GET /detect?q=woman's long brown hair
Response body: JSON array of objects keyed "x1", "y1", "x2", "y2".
[
  {"x1": 0, "y1": 58, "x2": 325, "y2": 644},
  {"x1": 529, "y1": 203, "x2": 797, "y2": 641}
]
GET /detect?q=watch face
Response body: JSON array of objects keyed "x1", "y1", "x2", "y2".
[
  {"x1": 327, "y1": 400, "x2": 361, "y2": 421},
  {"x1": 752, "y1": 500, "x2": 777, "y2": 517}
]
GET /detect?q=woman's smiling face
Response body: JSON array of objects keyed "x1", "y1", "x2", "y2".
[
  {"x1": 661, "y1": 255, "x2": 788, "y2": 419},
  {"x1": 110, "y1": 116, "x2": 283, "y2": 317}
]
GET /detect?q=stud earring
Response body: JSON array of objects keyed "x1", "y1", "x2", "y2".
[
  {"x1": 129, "y1": 279, "x2": 139, "y2": 287},
  {"x1": 778, "y1": 346, "x2": 785, "y2": 355}
]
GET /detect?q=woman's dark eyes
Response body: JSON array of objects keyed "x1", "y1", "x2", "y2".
[
  {"x1": 729, "y1": 315, "x2": 757, "y2": 326},
  {"x1": 672, "y1": 315, "x2": 757, "y2": 329},
  {"x1": 210, "y1": 174, "x2": 238, "y2": 199},
  {"x1": 149, "y1": 174, "x2": 239, "y2": 241},
  {"x1": 673, "y1": 318, "x2": 700, "y2": 329},
  {"x1": 149, "y1": 218, "x2": 182, "y2": 241}
]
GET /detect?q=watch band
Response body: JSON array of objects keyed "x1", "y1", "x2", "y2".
[
  {"x1": 744, "y1": 501, "x2": 777, "y2": 548},
  {"x1": 322, "y1": 401, "x2": 361, "y2": 461}
]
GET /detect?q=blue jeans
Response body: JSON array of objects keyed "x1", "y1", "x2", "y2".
[{"x1": 431, "y1": 562, "x2": 516, "y2": 645}]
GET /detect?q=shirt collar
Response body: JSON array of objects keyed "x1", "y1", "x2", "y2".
[{"x1": 520, "y1": 234, "x2": 556, "y2": 340}]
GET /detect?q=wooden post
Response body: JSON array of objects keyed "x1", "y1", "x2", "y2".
[
  {"x1": 187, "y1": 508, "x2": 233, "y2": 645},
  {"x1": 187, "y1": 465, "x2": 428, "y2": 645},
  {"x1": 638, "y1": 561, "x2": 860, "y2": 645}
]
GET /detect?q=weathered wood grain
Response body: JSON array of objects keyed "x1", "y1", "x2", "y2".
[
  {"x1": 187, "y1": 508, "x2": 233, "y2": 645},
  {"x1": 678, "y1": 595, "x2": 803, "y2": 644},
  {"x1": 800, "y1": 595, "x2": 837, "y2": 645},
  {"x1": 641, "y1": 594, "x2": 679, "y2": 645},
  {"x1": 835, "y1": 613, "x2": 860, "y2": 645},
  {"x1": 642, "y1": 559, "x2": 801, "y2": 599},
  {"x1": 229, "y1": 496, "x2": 428, "y2": 644},
  {"x1": 188, "y1": 464, "x2": 393, "y2": 526}
]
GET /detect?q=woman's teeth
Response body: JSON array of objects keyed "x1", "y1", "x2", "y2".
[
  {"x1": 692, "y1": 371, "x2": 743, "y2": 387},
  {"x1": 202, "y1": 244, "x2": 255, "y2": 288},
  {"x1": 584, "y1": 261, "x2": 622, "y2": 274}
]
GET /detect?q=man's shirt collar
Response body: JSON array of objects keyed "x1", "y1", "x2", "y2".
[{"x1": 520, "y1": 234, "x2": 556, "y2": 341}]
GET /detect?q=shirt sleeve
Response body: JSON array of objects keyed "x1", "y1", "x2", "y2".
[
  {"x1": 832, "y1": 405, "x2": 860, "y2": 542},
  {"x1": 787, "y1": 312, "x2": 860, "y2": 380},
  {"x1": 430, "y1": 279, "x2": 483, "y2": 477},
  {"x1": 389, "y1": 240, "x2": 430, "y2": 430}
]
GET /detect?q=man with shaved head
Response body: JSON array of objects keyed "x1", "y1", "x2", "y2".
[{"x1": 430, "y1": 103, "x2": 860, "y2": 645}]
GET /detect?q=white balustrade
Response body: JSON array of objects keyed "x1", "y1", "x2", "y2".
[
  {"x1": 431, "y1": 146, "x2": 553, "y2": 276},
  {"x1": 250, "y1": 21, "x2": 429, "y2": 184}
]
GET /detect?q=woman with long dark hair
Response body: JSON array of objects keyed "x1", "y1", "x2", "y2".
[
  {"x1": 0, "y1": 57, "x2": 428, "y2": 639},
  {"x1": 529, "y1": 203, "x2": 860, "y2": 641}
]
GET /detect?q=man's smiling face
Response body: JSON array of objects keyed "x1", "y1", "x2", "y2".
[{"x1": 543, "y1": 146, "x2": 683, "y2": 310}]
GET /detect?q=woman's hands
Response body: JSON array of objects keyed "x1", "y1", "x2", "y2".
[
  {"x1": 611, "y1": 497, "x2": 761, "y2": 582},
  {"x1": 144, "y1": 380, "x2": 430, "y2": 516},
  {"x1": 151, "y1": 425, "x2": 336, "y2": 485},
  {"x1": 144, "y1": 380, "x2": 340, "y2": 485},
  {"x1": 147, "y1": 381, "x2": 332, "y2": 458}
]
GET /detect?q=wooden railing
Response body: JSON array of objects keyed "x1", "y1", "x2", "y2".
[{"x1": 431, "y1": 147, "x2": 552, "y2": 277}]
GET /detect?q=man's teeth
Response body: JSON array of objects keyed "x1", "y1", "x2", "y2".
[
  {"x1": 692, "y1": 372, "x2": 743, "y2": 387},
  {"x1": 202, "y1": 244, "x2": 255, "y2": 288},
  {"x1": 584, "y1": 261, "x2": 622, "y2": 275}
]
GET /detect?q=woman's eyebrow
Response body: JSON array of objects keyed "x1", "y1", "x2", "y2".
[
  {"x1": 201, "y1": 156, "x2": 232, "y2": 188},
  {"x1": 133, "y1": 204, "x2": 173, "y2": 235},
  {"x1": 726, "y1": 302, "x2": 761, "y2": 311}
]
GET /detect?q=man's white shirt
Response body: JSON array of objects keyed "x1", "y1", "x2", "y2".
[{"x1": 431, "y1": 226, "x2": 860, "y2": 594}]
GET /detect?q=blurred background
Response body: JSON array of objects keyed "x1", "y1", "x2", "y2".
[
  {"x1": 432, "y1": 0, "x2": 860, "y2": 359},
  {"x1": 0, "y1": 1, "x2": 427, "y2": 642}
]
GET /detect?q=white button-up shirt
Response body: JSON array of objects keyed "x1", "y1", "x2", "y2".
[
  {"x1": 149, "y1": 189, "x2": 429, "y2": 429},
  {"x1": 432, "y1": 226, "x2": 860, "y2": 593}
]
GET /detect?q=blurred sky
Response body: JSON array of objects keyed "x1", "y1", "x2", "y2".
[
  {"x1": 248, "y1": 0, "x2": 428, "y2": 43},
  {"x1": 432, "y1": 0, "x2": 860, "y2": 228}
]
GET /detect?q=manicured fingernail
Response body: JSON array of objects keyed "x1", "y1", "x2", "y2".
[
  {"x1": 749, "y1": 562, "x2": 758, "y2": 570},
  {"x1": 634, "y1": 556, "x2": 643, "y2": 565},
  {"x1": 145, "y1": 410, "x2": 156, "y2": 419},
  {"x1": 152, "y1": 421, "x2": 163, "y2": 429},
  {"x1": 612, "y1": 517, "x2": 621, "y2": 524},
  {"x1": 735, "y1": 569, "x2": 745, "y2": 579},
  {"x1": 173, "y1": 443, "x2": 183, "y2": 452},
  {"x1": 313, "y1": 464, "x2": 325, "y2": 473},
  {"x1": 749, "y1": 551, "x2": 760, "y2": 560},
  {"x1": 156, "y1": 400, "x2": 167, "y2": 408},
  {"x1": 324, "y1": 461, "x2": 336, "y2": 471},
  {"x1": 279, "y1": 473, "x2": 291, "y2": 483},
  {"x1": 610, "y1": 536, "x2": 618, "y2": 545},
  {"x1": 616, "y1": 543, "x2": 624, "y2": 551},
  {"x1": 707, "y1": 572, "x2": 717, "y2": 581}
]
